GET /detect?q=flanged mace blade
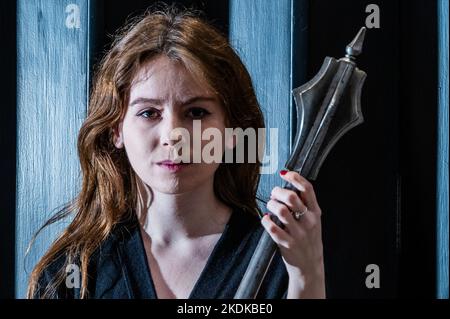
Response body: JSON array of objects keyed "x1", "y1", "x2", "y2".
[{"x1": 284, "y1": 26, "x2": 367, "y2": 180}]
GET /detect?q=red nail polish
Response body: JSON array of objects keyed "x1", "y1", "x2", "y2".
[{"x1": 280, "y1": 170, "x2": 288, "y2": 176}]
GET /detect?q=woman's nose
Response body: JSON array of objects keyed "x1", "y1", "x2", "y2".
[{"x1": 159, "y1": 113, "x2": 186, "y2": 146}]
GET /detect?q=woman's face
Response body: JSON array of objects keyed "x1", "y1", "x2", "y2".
[{"x1": 114, "y1": 55, "x2": 230, "y2": 194}]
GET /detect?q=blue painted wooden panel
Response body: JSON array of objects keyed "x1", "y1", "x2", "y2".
[
  {"x1": 16, "y1": 0, "x2": 91, "y2": 298},
  {"x1": 437, "y1": 0, "x2": 449, "y2": 300},
  {"x1": 229, "y1": 0, "x2": 307, "y2": 207}
]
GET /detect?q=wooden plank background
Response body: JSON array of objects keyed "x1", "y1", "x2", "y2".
[
  {"x1": 0, "y1": 0, "x2": 18, "y2": 299},
  {"x1": 15, "y1": 0, "x2": 91, "y2": 298},
  {"x1": 437, "y1": 0, "x2": 449, "y2": 299},
  {"x1": 229, "y1": 0, "x2": 308, "y2": 207}
]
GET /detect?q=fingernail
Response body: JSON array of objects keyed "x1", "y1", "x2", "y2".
[
  {"x1": 263, "y1": 212, "x2": 272, "y2": 218},
  {"x1": 280, "y1": 170, "x2": 288, "y2": 176}
]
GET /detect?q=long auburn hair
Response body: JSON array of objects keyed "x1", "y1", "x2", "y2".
[{"x1": 27, "y1": 5, "x2": 265, "y2": 298}]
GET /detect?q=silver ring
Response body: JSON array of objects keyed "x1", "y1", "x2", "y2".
[{"x1": 292, "y1": 207, "x2": 308, "y2": 220}]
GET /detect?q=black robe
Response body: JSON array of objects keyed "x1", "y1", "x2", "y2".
[{"x1": 35, "y1": 208, "x2": 289, "y2": 299}]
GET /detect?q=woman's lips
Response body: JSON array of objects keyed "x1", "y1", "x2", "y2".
[{"x1": 156, "y1": 160, "x2": 191, "y2": 172}]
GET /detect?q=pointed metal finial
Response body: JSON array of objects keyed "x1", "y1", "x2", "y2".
[{"x1": 345, "y1": 27, "x2": 366, "y2": 59}]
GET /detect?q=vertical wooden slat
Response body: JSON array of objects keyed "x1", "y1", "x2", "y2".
[
  {"x1": 437, "y1": 0, "x2": 449, "y2": 300},
  {"x1": 16, "y1": 0, "x2": 91, "y2": 298},
  {"x1": 0, "y1": 0, "x2": 17, "y2": 299},
  {"x1": 229, "y1": 0, "x2": 308, "y2": 206}
]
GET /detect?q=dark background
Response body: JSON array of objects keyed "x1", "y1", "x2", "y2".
[{"x1": 1, "y1": 0, "x2": 438, "y2": 298}]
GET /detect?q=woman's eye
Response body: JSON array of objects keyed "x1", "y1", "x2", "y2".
[
  {"x1": 187, "y1": 107, "x2": 210, "y2": 119},
  {"x1": 138, "y1": 109, "x2": 160, "y2": 119}
]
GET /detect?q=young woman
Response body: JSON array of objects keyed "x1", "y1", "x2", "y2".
[{"x1": 28, "y1": 7, "x2": 325, "y2": 299}]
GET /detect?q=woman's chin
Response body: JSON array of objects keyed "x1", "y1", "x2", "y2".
[{"x1": 145, "y1": 177, "x2": 193, "y2": 195}]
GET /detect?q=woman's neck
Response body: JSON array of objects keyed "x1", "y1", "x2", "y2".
[{"x1": 141, "y1": 179, "x2": 232, "y2": 247}]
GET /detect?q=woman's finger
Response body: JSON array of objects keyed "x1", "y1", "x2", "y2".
[
  {"x1": 270, "y1": 186, "x2": 307, "y2": 213},
  {"x1": 266, "y1": 198, "x2": 298, "y2": 227},
  {"x1": 295, "y1": 206, "x2": 318, "y2": 231},
  {"x1": 269, "y1": 189, "x2": 318, "y2": 232},
  {"x1": 280, "y1": 170, "x2": 321, "y2": 214},
  {"x1": 261, "y1": 214, "x2": 293, "y2": 249}
]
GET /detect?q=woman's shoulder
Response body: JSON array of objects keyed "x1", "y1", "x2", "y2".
[
  {"x1": 34, "y1": 216, "x2": 139, "y2": 299},
  {"x1": 33, "y1": 250, "x2": 77, "y2": 298}
]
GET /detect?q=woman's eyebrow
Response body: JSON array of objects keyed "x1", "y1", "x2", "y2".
[
  {"x1": 130, "y1": 96, "x2": 216, "y2": 107},
  {"x1": 129, "y1": 97, "x2": 163, "y2": 107},
  {"x1": 180, "y1": 96, "x2": 217, "y2": 106}
]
